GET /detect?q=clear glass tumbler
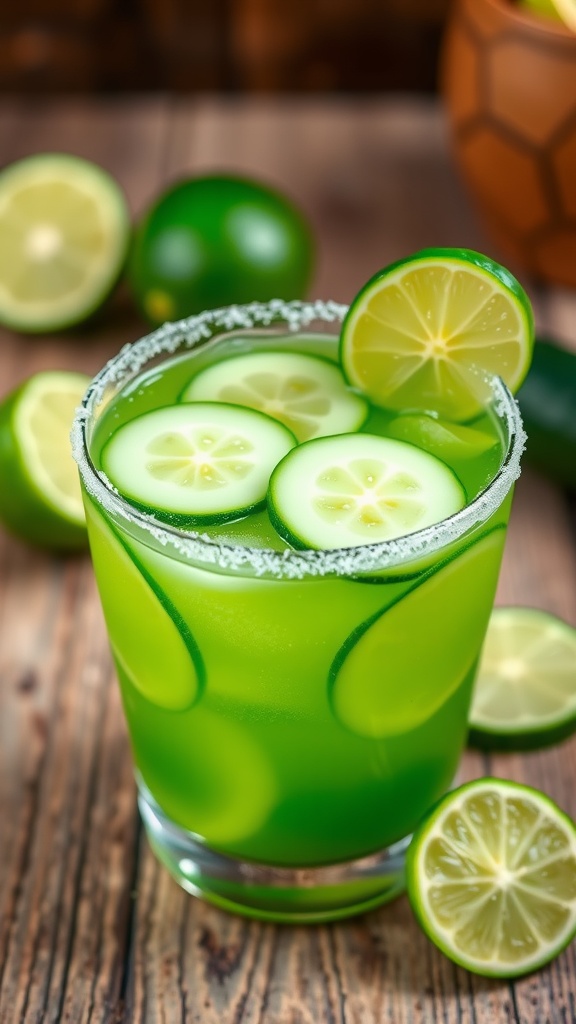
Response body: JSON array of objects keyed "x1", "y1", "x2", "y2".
[{"x1": 72, "y1": 300, "x2": 525, "y2": 922}]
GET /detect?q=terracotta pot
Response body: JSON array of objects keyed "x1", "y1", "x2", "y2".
[{"x1": 441, "y1": 0, "x2": 576, "y2": 288}]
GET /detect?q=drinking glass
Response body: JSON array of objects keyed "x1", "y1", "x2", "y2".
[{"x1": 72, "y1": 299, "x2": 525, "y2": 922}]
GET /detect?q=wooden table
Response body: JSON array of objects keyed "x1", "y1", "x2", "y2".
[{"x1": 0, "y1": 96, "x2": 574, "y2": 1024}]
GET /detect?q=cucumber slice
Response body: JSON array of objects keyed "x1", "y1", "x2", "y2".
[
  {"x1": 85, "y1": 501, "x2": 204, "y2": 711},
  {"x1": 268, "y1": 433, "x2": 465, "y2": 550},
  {"x1": 329, "y1": 527, "x2": 506, "y2": 737},
  {"x1": 181, "y1": 351, "x2": 368, "y2": 442},
  {"x1": 101, "y1": 402, "x2": 296, "y2": 525}
]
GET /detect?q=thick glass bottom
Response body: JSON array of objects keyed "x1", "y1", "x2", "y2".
[{"x1": 138, "y1": 779, "x2": 409, "y2": 923}]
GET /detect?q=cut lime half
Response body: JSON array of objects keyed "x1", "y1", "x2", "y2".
[
  {"x1": 341, "y1": 248, "x2": 534, "y2": 421},
  {"x1": 0, "y1": 153, "x2": 130, "y2": 332},
  {"x1": 469, "y1": 607, "x2": 576, "y2": 750},
  {"x1": 0, "y1": 370, "x2": 90, "y2": 549},
  {"x1": 407, "y1": 778, "x2": 576, "y2": 978}
]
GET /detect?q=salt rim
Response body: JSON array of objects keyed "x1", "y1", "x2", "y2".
[{"x1": 71, "y1": 298, "x2": 526, "y2": 580}]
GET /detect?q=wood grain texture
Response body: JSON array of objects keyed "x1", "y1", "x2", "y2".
[
  {"x1": 0, "y1": 1, "x2": 449, "y2": 93},
  {"x1": 0, "y1": 96, "x2": 574, "y2": 1023}
]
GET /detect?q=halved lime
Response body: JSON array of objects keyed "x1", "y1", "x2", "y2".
[
  {"x1": 341, "y1": 248, "x2": 534, "y2": 421},
  {"x1": 469, "y1": 607, "x2": 576, "y2": 751},
  {"x1": 0, "y1": 153, "x2": 130, "y2": 332},
  {"x1": 0, "y1": 370, "x2": 90, "y2": 549},
  {"x1": 407, "y1": 778, "x2": 576, "y2": 978},
  {"x1": 268, "y1": 432, "x2": 465, "y2": 551},
  {"x1": 85, "y1": 501, "x2": 204, "y2": 711}
]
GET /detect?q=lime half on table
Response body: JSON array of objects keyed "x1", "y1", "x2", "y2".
[
  {"x1": 407, "y1": 778, "x2": 576, "y2": 978},
  {"x1": 0, "y1": 154, "x2": 130, "y2": 332},
  {"x1": 0, "y1": 370, "x2": 90, "y2": 549},
  {"x1": 341, "y1": 248, "x2": 534, "y2": 421},
  {"x1": 469, "y1": 607, "x2": 576, "y2": 750}
]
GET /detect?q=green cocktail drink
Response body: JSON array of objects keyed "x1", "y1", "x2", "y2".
[{"x1": 73, "y1": 299, "x2": 525, "y2": 922}]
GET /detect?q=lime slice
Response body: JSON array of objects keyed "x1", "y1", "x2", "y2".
[
  {"x1": 85, "y1": 501, "x2": 204, "y2": 711},
  {"x1": 0, "y1": 370, "x2": 90, "y2": 549},
  {"x1": 341, "y1": 248, "x2": 534, "y2": 421},
  {"x1": 329, "y1": 527, "x2": 506, "y2": 736},
  {"x1": 407, "y1": 778, "x2": 576, "y2": 978},
  {"x1": 181, "y1": 350, "x2": 368, "y2": 442},
  {"x1": 469, "y1": 607, "x2": 576, "y2": 750},
  {"x1": 0, "y1": 154, "x2": 130, "y2": 332},
  {"x1": 386, "y1": 413, "x2": 498, "y2": 461}
]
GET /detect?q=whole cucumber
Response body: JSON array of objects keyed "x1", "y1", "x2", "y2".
[{"x1": 517, "y1": 338, "x2": 576, "y2": 491}]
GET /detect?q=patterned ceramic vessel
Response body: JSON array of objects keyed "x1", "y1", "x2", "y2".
[{"x1": 441, "y1": 0, "x2": 576, "y2": 288}]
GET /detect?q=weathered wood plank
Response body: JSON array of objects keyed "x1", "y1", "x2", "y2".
[
  {"x1": 0, "y1": 96, "x2": 574, "y2": 1023},
  {"x1": 0, "y1": 98, "x2": 171, "y2": 1024}
]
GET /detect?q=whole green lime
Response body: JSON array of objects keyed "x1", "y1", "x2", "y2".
[{"x1": 128, "y1": 175, "x2": 315, "y2": 324}]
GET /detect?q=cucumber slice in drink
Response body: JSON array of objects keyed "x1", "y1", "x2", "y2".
[
  {"x1": 406, "y1": 778, "x2": 576, "y2": 978},
  {"x1": 181, "y1": 350, "x2": 368, "y2": 442},
  {"x1": 101, "y1": 402, "x2": 296, "y2": 525},
  {"x1": 330, "y1": 528, "x2": 506, "y2": 737},
  {"x1": 469, "y1": 607, "x2": 576, "y2": 750},
  {"x1": 268, "y1": 433, "x2": 465, "y2": 550},
  {"x1": 85, "y1": 501, "x2": 204, "y2": 711}
]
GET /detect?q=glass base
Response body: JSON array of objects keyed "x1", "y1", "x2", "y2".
[{"x1": 138, "y1": 780, "x2": 409, "y2": 923}]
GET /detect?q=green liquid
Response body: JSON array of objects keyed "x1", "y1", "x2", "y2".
[{"x1": 85, "y1": 332, "x2": 511, "y2": 867}]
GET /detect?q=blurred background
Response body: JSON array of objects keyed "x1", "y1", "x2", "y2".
[{"x1": 1, "y1": 0, "x2": 450, "y2": 93}]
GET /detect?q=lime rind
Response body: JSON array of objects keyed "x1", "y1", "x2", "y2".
[
  {"x1": 469, "y1": 607, "x2": 576, "y2": 751},
  {"x1": 407, "y1": 778, "x2": 576, "y2": 978},
  {"x1": 0, "y1": 153, "x2": 130, "y2": 332},
  {"x1": 340, "y1": 248, "x2": 535, "y2": 422}
]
